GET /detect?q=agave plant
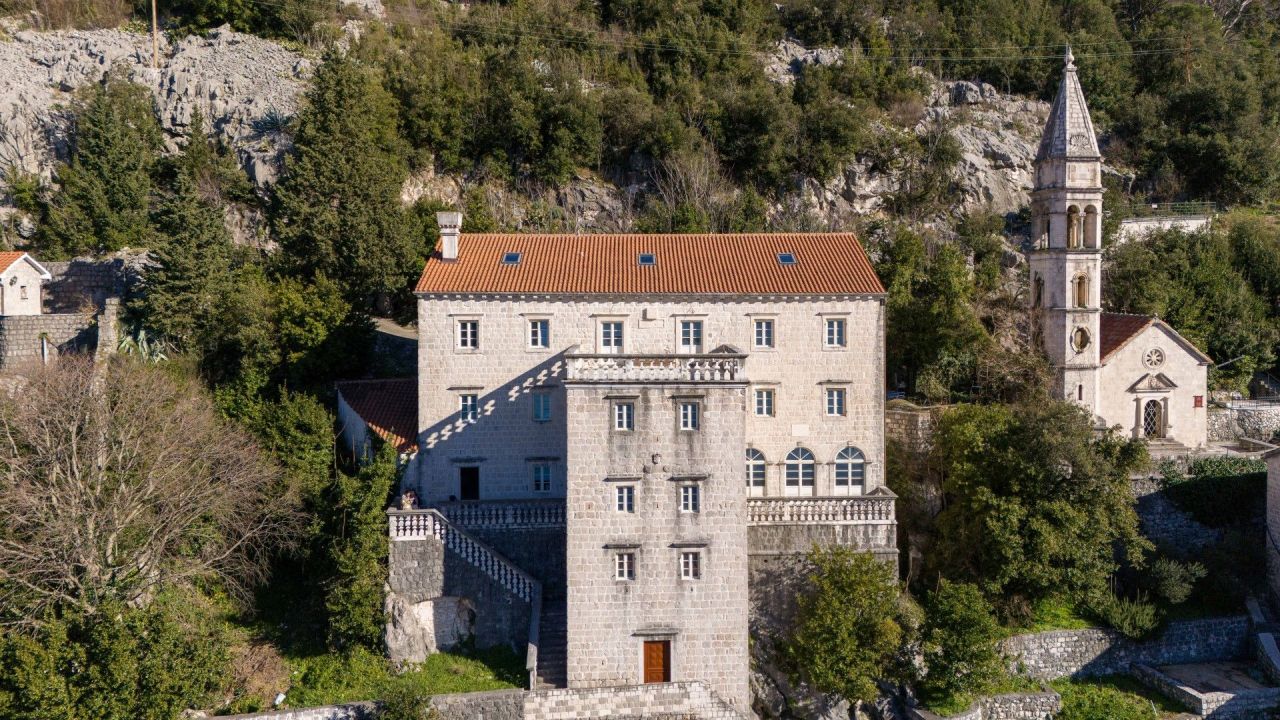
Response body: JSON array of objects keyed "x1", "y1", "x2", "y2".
[{"x1": 118, "y1": 328, "x2": 169, "y2": 363}]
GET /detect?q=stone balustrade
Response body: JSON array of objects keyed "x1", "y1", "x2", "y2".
[
  {"x1": 435, "y1": 500, "x2": 566, "y2": 529},
  {"x1": 387, "y1": 509, "x2": 541, "y2": 604},
  {"x1": 746, "y1": 495, "x2": 896, "y2": 525},
  {"x1": 564, "y1": 353, "x2": 746, "y2": 383}
]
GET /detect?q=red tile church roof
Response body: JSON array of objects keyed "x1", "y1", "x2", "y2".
[
  {"x1": 336, "y1": 378, "x2": 416, "y2": 452},
  {"x1": 414, "y1": 233, "x2": 885, "y2": 296},
  {"x1": 1100, "y1": 313, "x2": 1155, "y2": 362}
]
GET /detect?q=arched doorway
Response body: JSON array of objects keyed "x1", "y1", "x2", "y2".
[{"x1": 1143, "y1": 400, "x2": 1164, "y2": 438}]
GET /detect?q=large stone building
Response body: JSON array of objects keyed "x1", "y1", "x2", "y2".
[
  {"x1": 358, "y1": 218, "x2": 898, "y2": 712},
  {"x1": 1028, "y1": 50, "x2": 1210, "y2": 449}
]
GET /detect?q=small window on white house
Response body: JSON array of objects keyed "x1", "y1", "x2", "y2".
[
  {"x1": 679, "y1": 402, "x2": 700, "y2": 431},
  {"x1": 679, "y1": 320, "x2": 703, "y2": 354},
  {"x1": 532, "y1": 463, "x2": 552, "y2": 493},
  {"x1": 824, "y1": 318, "x2": 846, "y2": 348},
  {"x1": 680, "y1": 551, "x2": 702, "y2": 580},
  {"x1": 459, "y1": 394, "x2": 479, "y2": 422},
  {"x1": 529, "y1": 319, "x2": 550, "y2": 348},
  {"x1": 614, "y1": 402, "x2": 635, "y2": 431},
  {"x1": 533, "y1": 391, "x2": 552, "y2": 422},
  {"x1": 754, "y1": 389, "x2": 775, "y2": 417},
  {"x1": 825, "y1": 388, "x2": 846, "y2": 416},
  {"x1": 19, "y1": 286, "x2": 28, "y2": 300},
  {"x1": 753, "y1": 319, "x2": 774, "y2": 348},
  {"x1": 615, "y1": 552, "x2": 636, "y2": 581},
  {"x1": 457, "y1": 320, "x2": 479, "y2": 349},
  {"x1": 680, "y1": 485, "x2": 700, "y2": 513},
  {"x1": 616, "y1": 485, "x2": 636, "y2": 513},
  {"x1": 600, "y1": 321, "x2": 624, "y2": 354}
]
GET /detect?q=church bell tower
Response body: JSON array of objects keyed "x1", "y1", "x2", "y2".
[{"x1": 1028, "y1": 48, "x2": 1104, "y2": 415}]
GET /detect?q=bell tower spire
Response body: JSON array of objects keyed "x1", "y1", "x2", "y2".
[{"x1": 1028, "y1": 48, "x2": 1104, "y2": 415}]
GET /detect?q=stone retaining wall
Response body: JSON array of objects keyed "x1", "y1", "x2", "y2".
[
  {"x1": 217, "y1": 702, "x2": 376, "y2": 720},
  {"x1": 0, "y1": 312, "x2": 96, "y2": 368},
  {"x1": 1130, "y1": 477, "x2": 1222, "y2": 555},
  {"x1": 1209, "y1": 404, "x2": 1280, "y2": 442},
  {"x1": 42, "y1": 256, "x2": 139, "y2": 313},
  {"x1": 909, "y1": 689, "x2": 1061, "y2": 720},
  {"x1": 1132, "y1": 663, "x2": 1280, "y2": 718},
  {"x1": 885, "y1": 401, "x2": 948, "y2": 455},
  {"x1": 1001, "y1": 616, "x2": 1250, "y2": 681}
]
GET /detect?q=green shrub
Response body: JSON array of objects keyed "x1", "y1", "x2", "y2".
[
  {"x1": 1159, "y1": 457, "x2": 1265, "y2": 528},
  {"x1": 1053, "y1": 677, "x2": 1165, "y2": 720},
  {"x1": 378, "y1": 684, "x2": 435, "y2": 720},
  {"x1": 1145, "y1": 557, "x2": 1206, "y2": 606},
  {"x1": 1087, "y1": 593, "x2": 1161, "y2": 640},
  {"x1": 920, "y1": 580, "x2": 1003, "y2": 699}
]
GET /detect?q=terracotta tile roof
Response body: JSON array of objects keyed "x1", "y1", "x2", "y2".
[
  {"x1": 336, "y1": 378, "x2": 416, "y2": 452},
  {"x1": 1100, "y1": 313, "x2": 1154, "y2": 362},
  {"x1": 0, "y1": 252, "x2": 27, "y2": 274},
  {"x1": 414, "y1": 233, "x2": 884, "y2": 296}
]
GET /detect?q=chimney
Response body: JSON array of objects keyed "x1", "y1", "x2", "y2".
[{"x1": 437, "y1": 211, "x2": 462, "y2": 260}]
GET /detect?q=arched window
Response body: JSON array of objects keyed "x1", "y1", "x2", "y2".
[
  {"x1": 834, "y1": 447, "x2": 866, "y2": 495},
  {"x1": 784, "y1": 447, "x2": 815, "y2": 497},
  {"x1": 1084, "y1": 205, "x2": 1099, "y2": 248},
  {"x1": 745, "y1": 449, "x2": 766, "y2": 497},
  {"x1": 1067, "y1": 206, "x2": 1081, "y2": 248},
  {"x1": 1073, "y1": 274, "x2": 1089, "y2": 308}
]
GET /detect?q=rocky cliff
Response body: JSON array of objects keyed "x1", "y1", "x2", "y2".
[{"x1": 0, "y1": 24, "x2": 1051, "y2": 235}]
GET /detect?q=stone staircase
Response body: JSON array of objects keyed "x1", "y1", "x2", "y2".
[
  {"x1": 534, "y1": 599, "x2": 567, "y2": 690},
  {"x1": 1145, "y1": 437, "x2": 1193, "y2": 459}
]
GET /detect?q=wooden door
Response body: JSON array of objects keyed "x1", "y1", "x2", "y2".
[
  {"x1": 643, "y1": 640, "x2": 670, "y2": 684},
  {"x1": 459, "y1": 467, "x2": 480, "y2": 501}
]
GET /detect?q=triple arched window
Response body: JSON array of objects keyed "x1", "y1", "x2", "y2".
[{"x1": 746, "y1": 446, "x2": 869, "y2": 496}]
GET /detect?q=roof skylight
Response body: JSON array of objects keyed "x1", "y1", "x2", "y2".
[
  {"x1": 777, "y1": 252, "x2": 797, "y2": 265},
  {"x1": 502, "y1": 252, "x2": 522, "y2": 265},
  {"x1": 638, "y1": 253, "x2": 656, "y2": 266}
]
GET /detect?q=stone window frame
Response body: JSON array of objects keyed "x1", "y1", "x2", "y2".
[
  {"x1": 526, "y1": 317, "x2": 551, "y2": 350},
  {"x1": 458, "y1": 393, "x2": 480, "y2": 423},
  {"x1": 678, "y1": 400, "x2": 701, "y2": 431},
  {"x1": 616, "y1": 484, "x2": 636, "y2": 513},
  {"x1": 597, "y1": 317, "x2": 626, "y2": 354},
  {"x1": 752, "y1": 317, "x2": 776, "y2": 350},
  {"x1": 824, "y1": 387, "x2": 847, "y2": 417},
  {"x1": 455, "y1": 317, "x2": 480, "y2": 351},
  {"x1": 613, "y1": 400, "x2": 636, "y2": 431},
  {"x1": 615, "y1": 551, "x2": 637, "y2": 581},
  {"x1": 675, "y1": 316, "x2": 706, "y2": 355},
  {"x1": 820, "y1": 314, "x2": 848, "y2": 350},
  {"x1": 679, "y1": 550, "x2": 702, "y2": 580},
  {"x1": 531, "y1": 462, "x2": 553, "y2": 493},
  {"x1": 753, "y1": 387, "x2": 775, "y2": 417},
  {"x1": 679, "y1": 484, "x2": 700, "y2": 514}
]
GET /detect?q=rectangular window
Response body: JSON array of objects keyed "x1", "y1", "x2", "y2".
[
  {"x1": 600, "y1": 321, "x2": 624, "y2": 354},
  {"x1": 459, "y1": 394, "x2": 479, "y2": 422},
  {"x1": 753, "y1": 319, "x2": 774, "y2": 349},
  {"x1": 615, "y1": 552, "x2": 636, "y2": 581},
  {"x1": 457, "y1": 320, "x2": 479, "y2": 349},
  {"x1": 528, "y1": 319, "x2": 550, "y2": 348},
  {"x1": 616, "y1": 485, "x2": 635, "y2": 513},
  {"x1": 19, "y1": 286, "x2": 28, "y2": 300},
  {"x1": 532, "y1": 463, "x2": 552, "y2": 493},
  {"x1": 679, "y1": 402, "x2": 700, "y2": 431},
  {"x1": 680, "y1": 551, "x2": 701, "y2": 580},
  {"x1": 614, "y1": 402, "x2": 635, "y2": 431},
  {"x1": 532, "y1": 391, "x2": 552, "y2": 422},
  {"x1": 825, "y1": 388, "x2": 846, "y2": 416},
  {"x1": 824, "y1": 318, "x2": 846, "y2": 348},
  {"x1": 680, "y1": 485, "x2": 700, "y2": 513},
  {"x1": 679, "y1": 320, "x2": 703, "y2": 354},
  {"x1": 754, "y1": 389, "x2": 775, "y2": 417}
]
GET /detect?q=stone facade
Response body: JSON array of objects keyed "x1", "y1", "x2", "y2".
[
  {"x1": 1267, "y1": 450, "x2": 1280, "y2": 606},
  {"x1": 563, "y1": 380, "x2": 749, "y2": 710},
  {"x1": 412, "y1": 295, "x2": 886, "y2": 503},
  {"x1": 42, "y1": 255, "x2": 139, "y2": 313},
  {"x1": 885, "y1": 400, "x2": 947, "y2": 455},
  {"x1": 1000, "y1": 616, "x2": 1250, "y2": 681},
  {"x1": 1095, "y1": 322, "x2": 1209, "y2": 447}
]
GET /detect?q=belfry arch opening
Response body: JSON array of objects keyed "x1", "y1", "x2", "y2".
[
  {"x1": 1073, "y1": 274, "x2": 1089, "y2": 308},
  {"x1": 1084, "y1": 205, "x2": 1099, "y2": 248},
  {"x1": 1066, "y1": 206, "x2": 1082, "y2": 248}
]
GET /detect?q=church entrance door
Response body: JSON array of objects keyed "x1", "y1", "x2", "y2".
[
  {"x1": 1143, "y1": 400, "x2": 1164, "y2": 438},
  {"x1": 643, "y1": 640, "x2": 670, "y2": 684}
]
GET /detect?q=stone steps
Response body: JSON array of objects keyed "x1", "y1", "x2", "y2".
[{"x1": 535, "y1": 599, "x2": 567, "y2": 690}]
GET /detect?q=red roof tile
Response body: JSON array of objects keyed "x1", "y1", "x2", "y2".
[
  {"x1": 0, "y1": 252, "x2": 28, "y2": 275},
  {"x1": 414, "y1": 233, "x2": 884, "y2": 296},
  {"x1": 1100, "y1": 313, "x2": 1154, "y2": 362},
  {"x1": 336, "y1": 378, "x2": 416, "y2": 452}
]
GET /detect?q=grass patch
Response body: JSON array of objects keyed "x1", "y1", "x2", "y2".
[
  {"x1": 1052, "y1": 675, "x2": 1185, "y2": 719},
  {"x1": 920, "y1": 674, "x2": 1041, "y2": 717},
  {"x1": 1001, "y1": 597, "x2": 1098, "y2": 637}
]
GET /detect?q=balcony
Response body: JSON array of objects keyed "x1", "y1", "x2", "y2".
[
  {"x1": 564, "y1": 352, "x2": 747, "y2": 384},
  {"x1": 746, "y1": 491, "x2": 896, "y2": 525}
]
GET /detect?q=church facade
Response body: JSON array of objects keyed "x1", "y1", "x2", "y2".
[{"x1": 1028, "y1": 50, "x2": 1211, "y2": 449}]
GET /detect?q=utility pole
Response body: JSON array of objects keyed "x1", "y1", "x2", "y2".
[{"x1": 150, "y1": 0, "x2": 159, "y2": 69}]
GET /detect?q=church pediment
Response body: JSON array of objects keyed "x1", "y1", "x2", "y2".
[{"x1": 1128, "y1": 372, "x2": 1178, "y2": 393}]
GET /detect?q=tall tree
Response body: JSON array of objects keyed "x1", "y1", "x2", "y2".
[
  {"x1": 39, "y1": 69, "x2": 163, "y2": 258},
  {"x1": 272, "y1": 52, "x2": 419, "y2": 312}
]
